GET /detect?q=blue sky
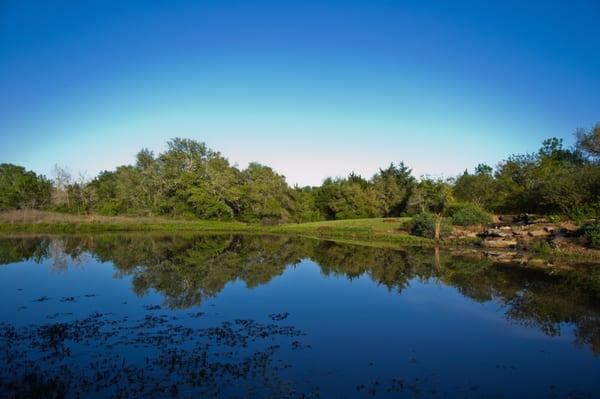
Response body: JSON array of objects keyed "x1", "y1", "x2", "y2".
[{"x1": 1, "y1": 0, "x2": 599, "y2": 186}]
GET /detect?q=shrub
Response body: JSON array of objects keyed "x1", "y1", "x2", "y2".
[
  {"x1": 547, "y1": 214, "x2": 567, "y2": 223},
  {"x1": 569, "y1": 205, "x2": 597, "y2": 225},
  {"x1": 446, "y1": 202, "x2": 492, "y2": 226},
  {"x1": 98, "y1": 200, "x2": 122, "y2": 216},
  {"x1": 581, "y1": 223, "x2": 600, "y2": 249},
  {"x1": 531, "y1": 241, "x2": 552, "y2": 256},
  {"x1": 410, "y1": 212, "x2": 452, "y2": 238}
]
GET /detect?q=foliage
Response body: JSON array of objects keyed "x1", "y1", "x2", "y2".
[
  {"x1": 531, "y1": 241, "x2": 552, "y2": 256},
  {"x1": 0, "y1": 164, "x2": 52, "y2": 210},
  {"x1": 453, "y1": 164, "x2": 498, "y2": 209},
  {"x1": 576, "y1": 122, "x2": 600, "y2": 160},
  {"x1": 581, "y1": 223, "x2": 600, "y2": 249},
  {"x1": 371, "y1": 162, "x2": 415, "y2": 216},
  {"x1": 446, "y1": 203, "x2": 492, "y2": 226},
  {"x1": 453, "y1": 130, "x2": 599, "y2": 219},
  {"x1": 408, "y1": 178, "x2": 453, "y2": 215},
  {"x1": 410, "y1": 212, "x2": 436, "y2": 238},
  {"x1": 410, "y1": 212, "x2": 451, "y2": 239},
  {"x1": 315, "y1": 176, "x2": 379, "y2": 220},
  {"x1": 1, "y1": 122, "x2": 599, "y2": 224}
]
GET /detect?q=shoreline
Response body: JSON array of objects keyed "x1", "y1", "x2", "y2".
[{"x1": 1, "y1": 215, "x2": 598, "y2": 267}]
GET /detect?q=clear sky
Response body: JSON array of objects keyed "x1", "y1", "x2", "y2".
[{"x1": 1, "y1": 0, "x2": 599, "y2": 186}]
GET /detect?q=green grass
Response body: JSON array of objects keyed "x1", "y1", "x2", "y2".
[
  {"x1": 0, "y1": 212, "x2": 435, "y2": 246},
  {"x1": 270, "y1": 217, "x2": 437, "y2": 246},
  {"x1": 0, "y1": 210, "x2": 254, "y2": 233}
]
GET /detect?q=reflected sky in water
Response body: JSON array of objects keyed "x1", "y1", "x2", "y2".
[{"x1": 0, "y1": 234, "x2": 599, "y2": 398}]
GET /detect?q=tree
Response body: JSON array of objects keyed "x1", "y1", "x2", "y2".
[
  {"x1": 409, "y1": 178, "x2": 453, "y2": 240},
  {"x1": 453, "y1": 163, "x2": 497, "y2": 210},
  {"x1": 314, "y1": 176, "x2": 378, "y2": 220},
  {"x1": 0, "y1": 164, "x2": 52, "y2": 210},
  {"x1": 51, "y1": 164, "x2": 72, "y2": 209},
  {"x1": 5, "y1": 125, "x2": 596, "y2": 223},
  {"x1": 238, "y1": 163, "x2": 293, "y2": 223},
  {"x1": 372, "y1": 162, "x2": 415, "y2": 216},
  {"x1": 289, "y1": 186, "x2": 321, "y2": 223},
  {"x1": 576, "y1": 123, "x2": 600, "y2": 161}
]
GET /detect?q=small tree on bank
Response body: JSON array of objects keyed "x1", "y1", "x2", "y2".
[{"x1": 410, "y1": 178, "x2": 453, "y2": 240}]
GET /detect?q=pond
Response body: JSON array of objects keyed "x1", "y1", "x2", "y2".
[{"x1": 0, "y1": 234, "x2": 599, "y2": 398}]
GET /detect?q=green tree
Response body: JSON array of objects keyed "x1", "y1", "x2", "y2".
[
  {"x1": 372, "y1": 162, "x2": 415, "y2": 216},
  {"x1": 289, "y1": 186, "x2": 321, "y2": 223},
  {"x1": 0, "y1": 164, "x2": 52, "y2": 210},
  {"x1": 453, "y1": 163, "x2": 498, "y2": 210},
  {"x1": 238, "y1": 163, "x2": 293, "y2": 223},
  {"x1": 409, "y1": 178, "x2": 453, "y2": 240},
  {"x1": 315, "y1": 176, "x2": 378, "y2": 220}
]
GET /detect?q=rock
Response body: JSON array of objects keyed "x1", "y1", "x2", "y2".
[
  {"x1": 528, "y1": 258, "x2": 548, "y2": 267},
  {"x1": 528, "y1": 229, "x2": 550, "y2": 237},
  {"x1": 512, "y1": 228, "x2": 528, "y2": 237},
  {"x1": 513, "y1": 256, "x2": 529, "y2": 264},
  {"x1": 529, "y1": 217, "x2": 550, "y2": 224},
  {"x1": 480, "y1": 238, "x2": 518, "y2": 248},
  {"x1": 450, "y1": 226, "x2": 480, "y2": 239},
  {"x1": 479, "y1": 229, "x2": 510, "y2": 238},
  {"x1": 497, "y1": 214, "x2": 520, "y2": 224},
  {"x1": 550, "y1": 236, "x2": 570, "y2": 248}
]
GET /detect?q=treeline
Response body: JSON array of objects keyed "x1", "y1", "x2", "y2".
[{"x1": 1, "y1": 123, "x2": 599, "y2": 224}]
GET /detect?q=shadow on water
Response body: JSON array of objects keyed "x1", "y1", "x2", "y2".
[{"x1": 1, "y1": 234, "x2": 599, "y2": 398}]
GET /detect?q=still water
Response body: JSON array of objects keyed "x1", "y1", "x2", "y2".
[{"x1": 0, "y1": 234, "x2": 599, "y2": 398}]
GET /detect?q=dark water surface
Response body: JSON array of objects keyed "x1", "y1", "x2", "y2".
[{"x1": 0, "y1": 234, "x2": 599, "y2": 398}]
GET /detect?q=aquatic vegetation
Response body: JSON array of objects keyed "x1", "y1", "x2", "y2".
[{"x1": 0, "y1": 311, "x2": 308, "y2": 398}]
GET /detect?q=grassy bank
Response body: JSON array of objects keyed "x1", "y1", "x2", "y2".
[
  {"x1": 0, "y1": 210, "x2": 439, "y2": 245},
  {"x1": 0, "y1": 210, "x2": 254, "y2": 233},
  {"x1": 269, "y1": 218, "x2": 442, "y2": 246},
  {"x1": 0, "y1": 211, "x2": 594, "y2": 262}
]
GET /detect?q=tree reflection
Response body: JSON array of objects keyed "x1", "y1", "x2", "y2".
[{"x1": 1, "y1": 234, "x2": 599, "y2": 353}]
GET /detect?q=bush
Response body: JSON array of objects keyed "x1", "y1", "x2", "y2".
[
  {"x1": 569, "y1": 205, "x2": 597, "y2": 225},
  {"x1": 446, "y1": 202, "x2": 492, "y2": 226},
  {"x1": 581, "y1": 223, "x2": 600, "y2": 249},
  {"x1": 98, "y1": 200, "x2": 122, "y2": 216},
  {"x1": 531, "y1": 241, "x2": 552, "y2": 256},
  {"x1": 410, "y1": 212, "x2": 452, "y2": 238}
]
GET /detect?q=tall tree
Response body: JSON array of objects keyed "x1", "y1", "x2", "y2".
[{"x1": 372, "y1": 162, "x2": 415, "y2": 216}]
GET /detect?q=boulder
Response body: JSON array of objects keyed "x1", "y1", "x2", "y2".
[
  {"x1": 528, "y1": 229, "x2": 550, "y2": 237},
  {"x1": 512, "y1": 228, "x2": 528, "y2": 237},
  {"x1": 480, "y1": 238, "x2": 518, "y2": 248}
]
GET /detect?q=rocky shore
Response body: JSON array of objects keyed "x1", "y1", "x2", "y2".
[{"x1": 450, "y1": 214, "x2": 600, "y2": 268}]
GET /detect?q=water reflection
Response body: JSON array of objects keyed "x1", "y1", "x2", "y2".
[
  {"x1": 1, "y1": 234, "x2": 599, "y2": 354},
  {"x1": 1, "y1": 234, "x2": 599, "y2": 398}
]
